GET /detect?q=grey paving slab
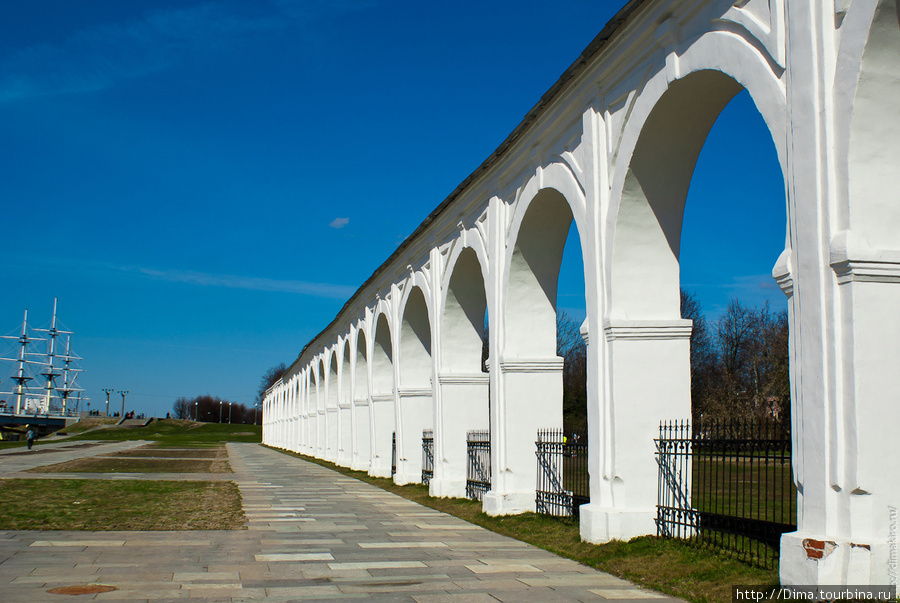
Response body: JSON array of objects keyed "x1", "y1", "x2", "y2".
[{"x1": 0, "y1": 442, "x2": 686, "y2": 602}]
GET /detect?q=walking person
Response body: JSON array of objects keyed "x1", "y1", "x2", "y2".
[{"x1": 25, "y1": 425, "x2": 36, "y2": 450}]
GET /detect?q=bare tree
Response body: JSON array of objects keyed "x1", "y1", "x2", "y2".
[
  {"x1": 681, "y1": 289, "x2": 716, "y2": 421},
  {"x1": 558, "y1": 311, "x2": 587, "y2": 436},
  {"x1": 684, "y1": 294, "x2": 790, "y2": 422},
  {"x1": 172, "y1": 396, "x2": 192, "y2": 420},
  {"x1": 256, "y1": 362, "x2": 287, "y2": 405}
]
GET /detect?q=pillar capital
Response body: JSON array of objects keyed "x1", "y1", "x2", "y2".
[{"x1": 603, "y1": 319, "x2": 692, "y2": 342}]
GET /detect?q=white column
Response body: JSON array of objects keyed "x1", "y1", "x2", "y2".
[
  {"x1": 369, "y1": 393, "x2": 394, "y2": 477},
  {"x1": 394, "y1": 387, "x2": 431, "y2": 485},
  {"x1": 579, "y1": 320, "x2": 691, "y2": 542},
  {"x1": 431, "y1": 373, "x2": 489, "y2": 498},
  {"x1": 483, "y1": 357, "x2": 563, "y2": 515}
]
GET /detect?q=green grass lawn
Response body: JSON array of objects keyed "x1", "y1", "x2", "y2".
[
  {"x1": 59, "y1": 419, "x2": 261, "y2": 446},
  {"x1": 0, "y1": 479, "x2": 244, "y2": 530}
]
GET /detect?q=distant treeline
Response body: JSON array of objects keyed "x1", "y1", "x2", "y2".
[{"x1": 172, "y1": 395, "x2": 258, "y2": 424}]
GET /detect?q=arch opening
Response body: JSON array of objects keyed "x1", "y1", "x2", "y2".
[
  {"x1": 400, "y1": 287, "x2": 432, "y2": 387},
  {"x1": 506, "y1": 188, "x2": 575, "y2": 358},
  {"x1": 372, "y1": 314, "x2": 393, "y2": 395},
  {"x1": 443, "y1": 248, "x2": 488, "y2": 373}
]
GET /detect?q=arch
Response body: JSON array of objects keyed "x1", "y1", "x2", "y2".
[
  {"x1": 441, "y1": 246, "x2": 488, "y2": 372},
  {"x1": 399, "y1": 285, "x2": 432, "y2": 387},
  {"x1": 504, "y1": 185, "x2": 582, "y2": 357},
  {"x1": 341, "y1": 337, "x2": 352, "y2": 404},
  {"x1": 441, "y1": 228, "x2": 491, "y2": 295},
  {"x1": 609, "y1": 67, "x2": 786, "y2": 320},
  {"x1": 355, "y1": 328, "x2": 369, "y2": 399},
  {"x1": 835, "y1": 0, "x2": 900, "y2": 248},
  {"x1": 327, "y1": 351, "x2": 339, "y2": 410},
  {"x1": 372, "y1": 311, "x2": 394, "y2": 395}
]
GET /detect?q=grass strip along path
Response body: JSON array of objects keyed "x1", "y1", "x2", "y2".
[
  {"x1": 0, "y1": 421, "x2": 258, "y2": 531},
  {"x1": 271, "y1": 447, "x2": 779, "y2": 603},
  {"x1": 0, "y1": 479, "x2": 243, "y2": 530},
  {"x1": 27, "y1": 444, "x2": 232, "y2": 474}
]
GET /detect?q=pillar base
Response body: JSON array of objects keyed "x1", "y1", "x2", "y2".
[
  {"x1": 482, "y1": 491, "x2": 534, "y2": 516},
  {"x1": 429, "y1": 478, "x2": 466, "y2": 499},
  {"x1": 579, "y1": 504, "x2": 656, "y2": 543},
  {"x1": 393, "y1": 470, "x2": 420, "y2": 486},
  {"x1": 368, "y1": 458, "x2": 392, "y2": 478},
  {"x1": 780, "y1": 532, "x2": 895, "y2": 586}
]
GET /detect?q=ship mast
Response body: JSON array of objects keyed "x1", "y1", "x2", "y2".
[
  {"x1": 1, "y1": 300, "x2": 85, "y2": 416},
  {"x1": 42, "y1": 298, "x2": 60, "y2": 412},
  {"x1": 2, "y1": 310, "x2": 38, "y2": 414}
]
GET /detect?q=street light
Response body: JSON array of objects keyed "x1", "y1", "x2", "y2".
[
  {"x1": 218, "y1": 400, "x2": 223, "y2": 424},
  {"x1": 228, "y1": 402, "x2": 232, "y2": 424},
  {"x1": 118, "y1": 390, "x2": 129, "y2": 418},
  {"x1": 102, "y1": 388, "x2": 114, "y2": 417},
  {"x1": 193, "y1": 401, "x2": 198, "y2": 422}
]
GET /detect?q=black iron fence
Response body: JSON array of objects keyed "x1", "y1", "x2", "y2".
[
  {"x1": 655, "y1": 419, "x2": 797, "y2": 569},
  {"x1": 422, "y1": 429, "x2": 434, "y2": 485},
  {"x1": 535, "y1": 429, "x2": 590, "y2": 518},
  {"x1": 466, "y1": 430, "x2": 491, "y2": 500},
  {"x1": 391, "y1": 431, "x2": 396, "y2": 477}
]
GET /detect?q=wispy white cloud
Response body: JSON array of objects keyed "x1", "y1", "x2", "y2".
[
  {"x1": 0, "y1": 253, "x2": 354, "y2": 300},
  {"x1": 132, "y1": 266, "x2": 355, "y2": 299},
  {"x1": 0, "y1": 3, "x2": 283, "y2": 103},
  {"x1": 329, "y1": 217, "x2": 350, "y2": 229}
]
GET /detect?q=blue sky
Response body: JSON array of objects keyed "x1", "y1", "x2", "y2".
[{"x1": 0, "y1": 1, "x2": 786, "y2": 418}]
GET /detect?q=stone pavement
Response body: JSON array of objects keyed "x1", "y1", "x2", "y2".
[{"x1": 0, "y1": 442, "x2": 684, "y2": 602}]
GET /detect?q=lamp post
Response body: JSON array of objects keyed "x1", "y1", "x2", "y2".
[
  {"x1": 193, "y1": 401, "x2": 198, "y2": 422},
  {"x1": 102, "y1": 388, "x2": 114, "y2": 417},
  {"x1": 228, "y1": 402, "x2": 232, "y2": 424},
  {"x1": 118, "y1": 390, "x2": 129, "y2": 418},
  {"x1": 218, "y1": 400, "x2": 223, "y2": 424}
]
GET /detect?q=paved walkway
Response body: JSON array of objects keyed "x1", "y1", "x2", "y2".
[{"x1": 0, "y1": 442, "x2": 683, "y2": 602}]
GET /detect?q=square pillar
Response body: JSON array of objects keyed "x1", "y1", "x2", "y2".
[
  {"x1": 483, "y1": 357, "x2": 563, "y2": 516},
  {"x1": 394, "y1": 387, "x2": 432, "y2": 485},
  {"x1": 431, "y1": 373, "x2": 490, "y2": 498},
  {"x1": 781, "y1": 252, "x2": 900, "y2": 586},
  {"x1": 368, "y1": 393, "x2": 395, "y2": 477},
  {"x1": 580, "y1": 319, "x2": 692, "y2": 543},
  {"x1": 337, "y1": 404, "x2": 352, "y2": 467},
  {"x1": 351, "y1": 399, "x2": 371, "y2": 471}
]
